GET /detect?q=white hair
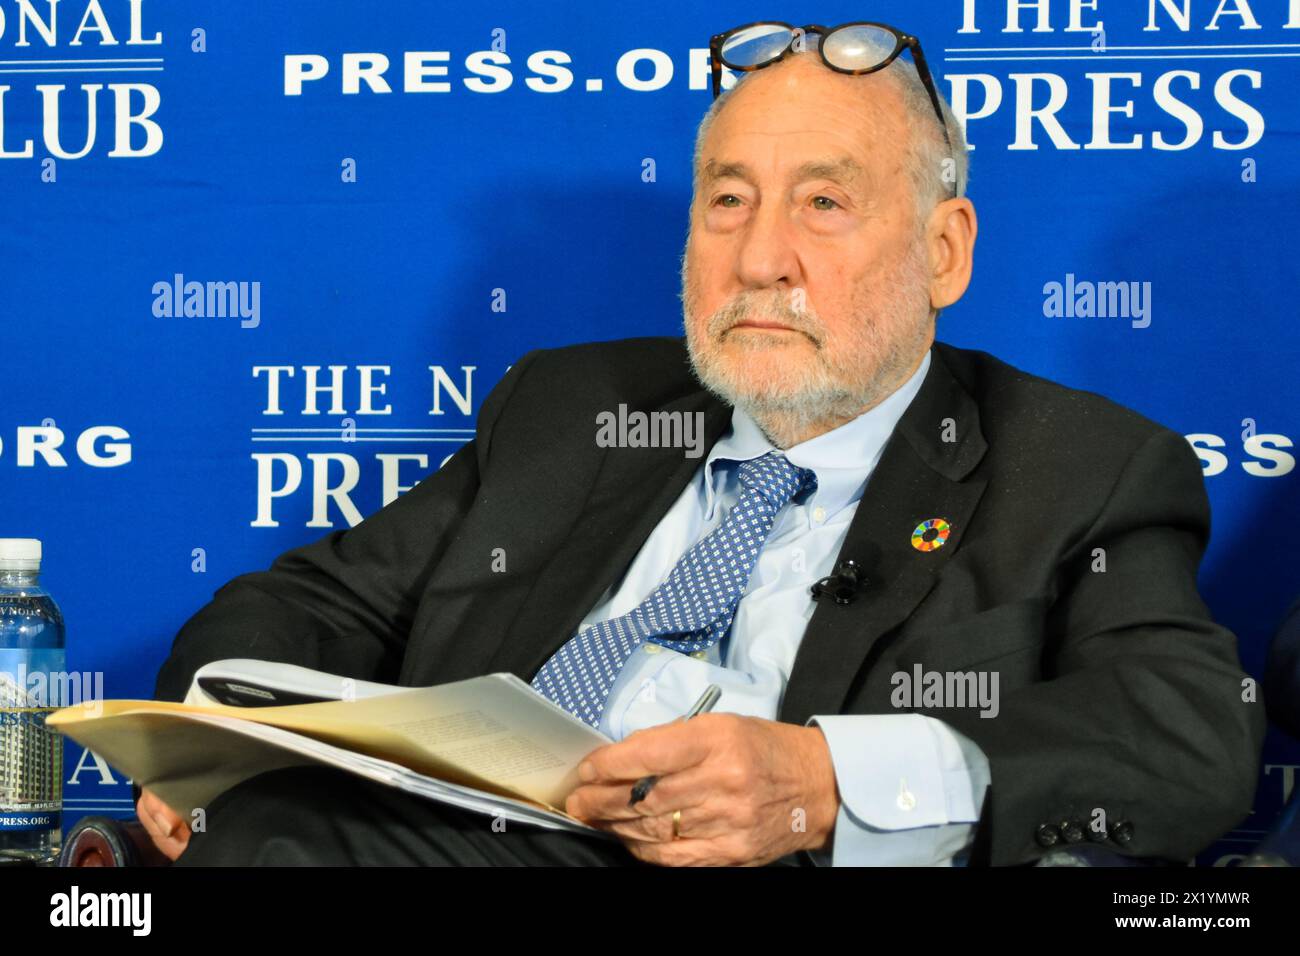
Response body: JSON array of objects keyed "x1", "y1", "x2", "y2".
[{"x1": 692, "y1": 51, "x2": 969, "y2": 224}]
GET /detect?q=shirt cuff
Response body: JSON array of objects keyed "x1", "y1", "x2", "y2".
[{"x1": 802, "y1": 714, "x2": 991, "y2": 866}]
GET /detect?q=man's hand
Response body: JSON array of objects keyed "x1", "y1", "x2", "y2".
[
  {"x1": 136, "y1": 788, "x2": 192, "y2": 861},
  {"x1": 564, "y1": 712, "x2": 840, "y2": 866}
]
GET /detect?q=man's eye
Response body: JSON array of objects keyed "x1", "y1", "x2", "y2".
[
  {"x1": 810, "y1": 195, "x2": 842, "y2": 211},
  {"x1": 713, "y1": 195, "x2": 742, "y2": 208}
]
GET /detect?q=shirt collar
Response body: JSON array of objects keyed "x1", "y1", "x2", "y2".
[{"x1": 703, "y1": 348, "x2": 932, "y2": 523}]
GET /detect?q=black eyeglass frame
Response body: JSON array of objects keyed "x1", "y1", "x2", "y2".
[{"x1": 709, "y1": 20, "x2": 957, "y2": 195}]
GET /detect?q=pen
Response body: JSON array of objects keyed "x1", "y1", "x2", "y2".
[{"x1": 627, "y1": 683, "x2": 722, "y2": 806}]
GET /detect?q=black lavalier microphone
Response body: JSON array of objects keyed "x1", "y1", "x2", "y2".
[{"x1": 811, "y1": 559, "x2": 866, "y2": 605}]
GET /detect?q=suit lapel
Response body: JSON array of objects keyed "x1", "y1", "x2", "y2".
[
  {"x1": 489, "y1": 341, "x2": 991, "y2": 728},
  {"x1": 778, "y1": 344, "x2": 989, "y2": 725},
  {"x1": 489, "y1": 387, "x2": 732, "y2": 680}
]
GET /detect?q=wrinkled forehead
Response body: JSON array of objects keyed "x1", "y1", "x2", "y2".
[{"x1": 696, "y1": 56, "x2": 911, "y2": 192}]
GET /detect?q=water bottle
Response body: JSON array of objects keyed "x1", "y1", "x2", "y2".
[{"x1": 0, "y1": 539, "x2": 65, "y2": 865}]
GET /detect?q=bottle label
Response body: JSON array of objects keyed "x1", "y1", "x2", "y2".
[
  {"x1": 0, "y1": 648, "x2": 66, "y2": 831},
  {"x1": 0, "y1": 648, "x2": 68, "y2": 707},
  {"x1": 0, "y1": 811, "x2": 62, "y2": 831}
]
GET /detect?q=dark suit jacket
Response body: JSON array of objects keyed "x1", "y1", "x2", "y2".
[{"x1": 155, "y1": 337, "x2": 1265, "y2": 865}]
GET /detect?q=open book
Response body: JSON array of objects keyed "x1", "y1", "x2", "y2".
[{"x1": 46, "y1": 660, "x2": 618, "y2": 839}]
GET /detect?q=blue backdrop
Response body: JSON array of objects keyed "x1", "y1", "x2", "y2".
[{"x1": 1, "y1": 0, "x2": 1295, "y2": 864}]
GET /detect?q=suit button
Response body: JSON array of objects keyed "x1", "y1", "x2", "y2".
[
  {"x1": 1109, "y1": 820, "x2": 1135, "y2": 845},
  {"x1": 1035, "y1": 824, "x2": 1061, "y2": 848},
  {"x1": 643, "y1": 644, "x2": 663, "y2": 655},
  {"x1": 1061, "y1": 821, "x2": 1085, "y2": 844},
  {"x1": 690, "y1": 651, "x2": 708, "y2": 660}
]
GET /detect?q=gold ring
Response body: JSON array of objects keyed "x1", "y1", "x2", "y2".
[{"x1": 671, "y1": 809, "x2": 682, "y2": 840}]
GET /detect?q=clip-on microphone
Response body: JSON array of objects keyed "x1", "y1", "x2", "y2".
[{"x1": 811, "y1": 559, "x2": 867, "y2": 605}]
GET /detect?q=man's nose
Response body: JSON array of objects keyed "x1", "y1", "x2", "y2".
[{"x1": 734, "y1": 201, "x2": 802, "y2": 292}]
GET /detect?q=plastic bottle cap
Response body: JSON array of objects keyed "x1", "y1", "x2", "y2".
[{"x1": 0, "y1": 538, "x2": 42, "y2": 570}]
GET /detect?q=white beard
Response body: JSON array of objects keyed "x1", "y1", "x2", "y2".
[{"x1": 680, "y1": 239, "x2": 934, "y2": 449}]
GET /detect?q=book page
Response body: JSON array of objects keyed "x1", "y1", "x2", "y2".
[
  {"x1": 54, "y1": 708, "x2": 609, "y2": 837},
  {"x1": 49, "y1": 673, "x2": 612, "y2": 810}
]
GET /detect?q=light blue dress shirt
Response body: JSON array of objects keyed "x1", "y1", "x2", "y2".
[{"x1": 577, "y1": 349, "x2": 991, "y2": 866}]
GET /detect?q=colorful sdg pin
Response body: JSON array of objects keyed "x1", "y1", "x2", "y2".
[{"x1": 911, "y1": 518, "x2": 951, "y2": 552}]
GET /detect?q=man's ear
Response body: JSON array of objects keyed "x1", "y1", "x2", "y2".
[{"x1": 927, "y1": 198, "x2": 977, "y2": 312}]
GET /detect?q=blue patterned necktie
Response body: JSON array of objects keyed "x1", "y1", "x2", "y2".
[{"x1": 530, "y1": 450, "x2": 818, "y2": 728}]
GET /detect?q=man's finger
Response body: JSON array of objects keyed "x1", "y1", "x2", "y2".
[
  {"x1": 580, "y1": 713, "x2": 729, "y2": 781},
  {"x1": 137, "y1": 791, "x2": 192, "y2": 861},
  {"x1": 594, "y1": 814, "x2": 668, "y2": 844},
  {"x1": 567, "y1": 769, "x2": 724, "y2": 826},
  {"x1": 568, "y1": 777, "x2": 708, "y2": 821},
  {"x1": 136, "y1": 800, "x2": 163, "y2": 843},
  {"x1": 165, "y1": 828, "x2": 191, "y2": 860},
  {"x1": 605, "y1": 804, "x2": 739, "y2": 845},
  {"x1": 136, "y1": 803, "x2": 183, "y2": 860},
  {"x1": 140, "y1": 789, "x2": 185, "y2": 831},
  {"x1": 155, "y1": 831, "x2": 188, "y2": 862}
]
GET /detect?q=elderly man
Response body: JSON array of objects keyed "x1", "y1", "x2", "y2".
[{"x1": 140, "y1": 22, "x2": 1264, "y2": 867}]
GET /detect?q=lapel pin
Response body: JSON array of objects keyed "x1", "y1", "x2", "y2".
[{"x1": 911, "y1": 518, "x2": 951, "y2": 552}]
